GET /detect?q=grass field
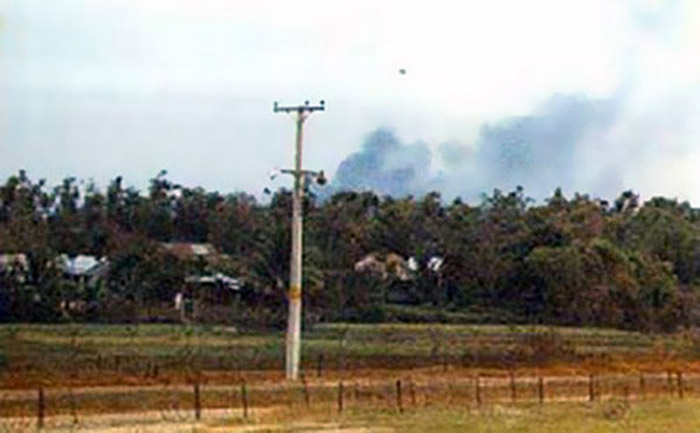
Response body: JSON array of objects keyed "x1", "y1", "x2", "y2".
[
  {"x1": 270, "y1": 398, "x2": 700, "y2": 433},
  {"x1": 2, "y1": 322, "x2": 698, "y2": 388},
  {"x1": 3, "y1": 323, "x2": 700, "y2": 430},
  {"x1": 6, "y1": 397, "x2": 700, "y2": 432}
]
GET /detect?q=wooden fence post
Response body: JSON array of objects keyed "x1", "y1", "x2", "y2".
[
  {"x1": 69, "y1": 388, "x2": 78, "y2": 426},
  {"x1": 509, "y1": 371, "x2": 517, "y2": 402},
  {"x1": 588, "y1": 374, "x2": 595, "y2": 402},
  {"x1": 667, "y1": 370, "x2": 674, "y2": 396},
  {"x1": 241, "y1": 382, "x2": 249, "y2": 419},
  {"x1": 677, "y1": 371, "x2": 684, "y2": 400},
  {"x1": 302, "y1": 374, "x2": 310, "y2": 407},
  {"x1": 396, "y1": 380, "x2": 404, "y2": 413},
  {"x1": 316, "y1": 354, "x2": 324, "y2": 377},
  {"x1": 475, "y1": 375, "x2": 482, "y2": 406},
  {"x1": 410, "y1": 380, "x2": 417, "y2": 406},
  {"x1": 639, "y1": 372, "x2": 646, "y2": 400},
  {"x1": 194, "y1": 382, "x2": 201, "y2": 420},
  {"x1": 538, "y1": 377, "x2": 544, "y2": 404},
  {"x1": 338, "y1": 382, "x2": 344, "y2": 414},
  {"x1": 37, "y1": 387, "x2": 45, "y2": 430}
]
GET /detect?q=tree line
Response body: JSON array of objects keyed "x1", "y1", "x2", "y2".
[{"x1": 1, "y1": 169, "x2": 699, "y2": 332}]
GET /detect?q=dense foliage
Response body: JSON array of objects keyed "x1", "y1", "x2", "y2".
[{"x1": 1, "y1": 170, "x2": 699, "y2": 331}]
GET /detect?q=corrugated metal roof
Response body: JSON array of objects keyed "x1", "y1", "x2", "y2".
[
  {"x1": 58, "y1": 255, "x2": 107, "y2": 276},
  {"x1": 161, "y1": 242, "x2": 217, "y2": 260},
  {"x1": 185, "y1": 273, "x2": 242, "y2": 290}
]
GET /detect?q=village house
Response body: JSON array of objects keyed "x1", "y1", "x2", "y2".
[{"x1": 161, "y1": 242, "x2": 243, "y2": 322}]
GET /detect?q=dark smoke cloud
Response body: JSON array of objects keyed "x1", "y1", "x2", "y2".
[
  {"x1": 330, "y1": 129, "x2": 442, "y2": 198},
  {"x1": 328, "y1": 93, "x2": 630, "y2": 202}
]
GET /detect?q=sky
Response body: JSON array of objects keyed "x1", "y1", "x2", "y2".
[{"x1": 2, "y1": 0, "x2": 700, "y2": 204}]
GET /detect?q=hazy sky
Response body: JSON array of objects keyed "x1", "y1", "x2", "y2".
[{"x1": 2, "y1": 0, "x2": 700, "y2": 203}]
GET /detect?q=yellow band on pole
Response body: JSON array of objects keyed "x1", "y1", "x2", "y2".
[{"x1": 288, "y1": 285, "x2": 302, "y2": 300}]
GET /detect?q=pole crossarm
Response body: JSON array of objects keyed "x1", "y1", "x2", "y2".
[
  {"x1": 279, "y1": 168, "x2": 322, "y2": 177},
  {"x1": 274, "y1": 100, "x2": 325, "y2": 114}
]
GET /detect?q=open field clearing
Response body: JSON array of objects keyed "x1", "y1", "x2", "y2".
[
  {"x1": 317, "y1": 399, "x2": 700, "y2": 433},
  {"x1": 4, "y1": 323, "x2": 700, "y2": 430},
  {"x1": 4, "y1": 397, "x2": 700, "y2": 432},
  {"x1": 4, "y1": 359, "x2": 700, "y2": 429},
  {"x1": 3, "y1": 322, "x2": 699, "y2": 388}
]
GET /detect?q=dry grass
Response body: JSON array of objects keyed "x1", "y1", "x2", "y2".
[
  {"x1": 3, "y1": 322, "x2": 700, "y2": 431},
  {"x1": 1, "y1": 322, "x2": 693, "y2": 389},
  {"x1": 9, "y1": 398, "x2": 700, "y2": 432}
]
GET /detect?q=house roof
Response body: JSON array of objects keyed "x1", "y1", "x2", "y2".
[
  {"x1": 0, "y1": 253, "x2": 28, "y2": 272},
  {"x1": 58, "y1": 255, "x2": 108, "y2": 277},
  {"x1": 354, "y1": 252, "x2": 412, "y2": 281},
  {"x1": 185, "y1": 273, "x2": 242, "y2": 291},
  {"x1": 161, "y1": 242, "x2": 217, "y2": 260}
]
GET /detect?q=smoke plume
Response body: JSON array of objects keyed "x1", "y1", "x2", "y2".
[
  {"x1": 328, "y1": 92, "x2": 666, "y2": 202},
  {"x1": 330, "y1": 129, "x2": 443, "y2": 198}
]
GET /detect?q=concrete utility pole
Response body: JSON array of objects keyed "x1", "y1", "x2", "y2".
[{"x1": 273, "y1": 100, "x2": 325, "y2": 380}]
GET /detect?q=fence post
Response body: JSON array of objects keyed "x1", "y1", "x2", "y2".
[
  {"x1": 396, "y1": 379, "x2": 404, "y2": 413},
  {"x1": 667, "y1": 370, "x2": 674, "y2": 396},
  {"x1": 475, "y1": 375, "x2": 482, "y2": 406},
  {"x1": 410, "y1": 380, "x2": 417, "y2": 406},
  {"x1": 69, "y1": 388, "x2": 78, "y2": 426},
  {"x1": 302, "y1": 374, "x2": 310, "y2": 407},
  {"x1": 241, "y1": 382, "x2": 249, "y2": 419},
  {"x1": 338, "y1": 381, "x2": 344, "y2": 414},
  {"x1": 316, "y1": 354, "x2": 324, "y2": 377},
  {"x1": 538, "y1": 377, "x2": 544, "y2": 404},
  {"x1": 37, "y1": 387, "x2": 45, "y2": 430},
  {"x1": 677, "y1": 371, "x2": 684, "y2": 400},
  {"x1": 194, "y1": 382, "x2": 201, "y2": 420},
  {"x1": 509, "y1": 371, "x2": 517, "y2": 403},
  {"x1": 639, "y1": 372, "x2": 646, "y2": 400},
  {"x1": 588, "y1": 374, "x2": 595, "y2": 402}
]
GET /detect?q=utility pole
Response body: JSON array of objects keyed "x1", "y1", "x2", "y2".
[{"x1": 273, "y1": 100, "x2": 325, "y2": 380}]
